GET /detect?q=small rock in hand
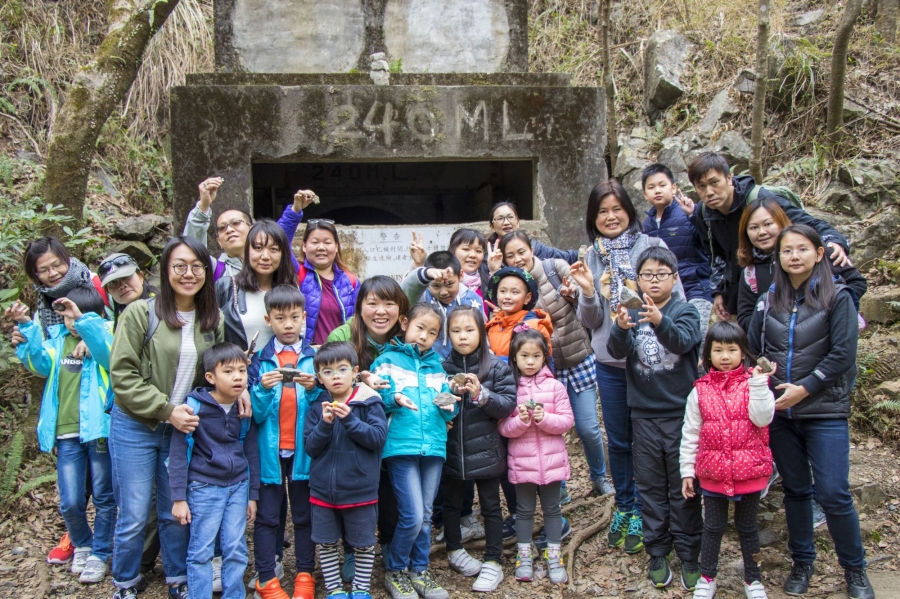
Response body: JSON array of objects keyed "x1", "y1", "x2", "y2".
[
  {"x1": 756, "y1": 356, "x2": 774, "y2": 374},
  {"x1": 432, "y1": 392, "x2": 458, "y2": 408},
  {"x1": 619, "y1": 286, "x2": 644, "y2": 310}
]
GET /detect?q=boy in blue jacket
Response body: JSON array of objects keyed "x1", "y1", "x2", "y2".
[
  {"x1": 10, "y1": 287, "x2": 115, "y2": 584},
  {"x1": 169, "y1": 343, "x2": 260, "y2": 599},
  {"x1": 305, "y1": 342, "x2": 387, "y2": 599}
]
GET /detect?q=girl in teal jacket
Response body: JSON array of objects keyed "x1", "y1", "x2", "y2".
[{"x1": 371, "y1": 303, "x2": 458, "y2": 598}]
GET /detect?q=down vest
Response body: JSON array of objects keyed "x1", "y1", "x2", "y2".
[
  {"x1": 298, "y1": 260, "x2": 359, "y2": 346},
  {"x1": 530, "y1": 259, "x2": 591, "y2": 370},
  {"x1": 442, "y1": 349, "x2": 517, "y2": 480},
  {"x1": 498, "y1": 366, "x2": 573, "y2": 485}
]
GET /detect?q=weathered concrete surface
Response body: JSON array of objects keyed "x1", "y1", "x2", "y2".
[
  {"x1": 170, "y1": 79, "x2": 606, "y2": 250},
  {"x1": 215, "y1": 0, "x2": 528, "y2": 74}
]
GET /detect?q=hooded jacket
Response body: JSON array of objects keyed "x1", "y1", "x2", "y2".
[
  {"x1": 442, "y1": 349, "x2": 517, "y2": 480},
  {"x1": 485, "y1": 309, "x2": 553, "y2": 360},
  {"x1": 17, "y1": 314, "x2": 113, "y2": 452},
  {"x1": 530, "y1": 258, "x2": 592, "y2": 370},
  {"x1": 643, "y1": 202, "x2": 712, "y2": 302},
  {"x1": 371, "y1": 339, "x2": 458, "y2": 460},
  {"x1": 498, "y1": 366, "x2": 573, "y2": 485},
  {"x1": 248, "y1": 335, "x2": 317, "y2": 483},
  {"x1": 168, "y1": 386, "x2": 261, "y2": 502},
  {"x1": 304, "y1": 383, "x2": 387, "y2": 506}
]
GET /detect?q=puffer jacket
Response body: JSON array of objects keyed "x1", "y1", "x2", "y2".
[
  {"x1": 530, "y1": 258, "x2": 591, "y2": 370},
  {"x1": 486, "y1": 308, "x2": 553, "y2": 360},
  {"x1": 498, "y1": 366, "x2": 573, "y2": 485},
  {"x1": 298, "y1": 260, "x2": 360, "y2": 345},
  {"x1": 372, "y1": 339, "x2": 458, "y2": 460},
  {"x1": 442, "y1": 349, "x2": 517, "y2": 480},
  {"x1": 643, "y1": 202, "x2": 712, "y2": 302},
  {"x1": 687, "y1": 368, "x2": 773, "y2": 496}
]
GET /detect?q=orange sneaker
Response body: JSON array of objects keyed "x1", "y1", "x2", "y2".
[
  {"x1": 47, "y1": 533, "x2": 74, "y2": 564},
  {"x1": 255, "y1": 577, "x2": 290, "y2": 599},
  {"x1": 292, "y1": 572, "x2": 315, "y2": 599}
]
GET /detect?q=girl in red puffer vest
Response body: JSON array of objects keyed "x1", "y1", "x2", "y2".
[{"x1": 679, "y1": 321, "x2": 776, "y2": 599}]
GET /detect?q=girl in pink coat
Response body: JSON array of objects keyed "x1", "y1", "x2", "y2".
[{"x1": 499, "y1": 327, "x2": 573, "y2": 585}]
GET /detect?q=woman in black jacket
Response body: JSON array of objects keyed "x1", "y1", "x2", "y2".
[{"x1": 441, "y1": 306, "x2": 516, "y2": 592}]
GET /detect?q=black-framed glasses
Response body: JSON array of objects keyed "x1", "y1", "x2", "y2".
[
  {"x1": 171, "y1": 263, "x2": 207, "y2": 276},
  {"x1": 638, "y1": 272, "x2": 674, "y2": 282},
  {"x1": 492, "y1": 214, "x2": 516, "y2": 223},
  {"x1": 216, "y1": 218, "x2": 248, "y2": 234},
  {"x1": 307, "y1": 219, "x2": 335, "y2": 228}
]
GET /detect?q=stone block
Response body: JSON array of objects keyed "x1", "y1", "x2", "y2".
[
  {"x1": 733, "y1": 69, "x2": 756, "y2": 95},
  {"x1": 370, "y1": 70, "x2": 390, "y2": 85},
  {"x1": 698, "y1": 88, "x2": 739, "y2": 137},
  {"x1": 845, "y1": 205, "x2": 900, "y2": 266},
  {"x1": 853, "y1": 482, "x2": 887, "y2": 509},
  {"x1": 644, "y1": 30, "x2": 693, "y2": 118},
  {"x1": 837, "y1": 158, "x2": 900, "y2": 204},
  {"x1": 708, "y1": 130, "x2": 752, "y2": 174},
  {"x1": 657, "y1": 145, "x2": 686, "y2": 174},
  {"x1": 370, "y1": 59, "x2": 390, "y2": 72},
  {"x1": 110, "y1": 241, "x2": 155, "y2": 269},
  {"x1": 114, "y1": 215, "x2": 170, "y2": 241},
  {"x1": 860, "y1": 287, "x2": 900, "y2": 325},
  {"x1": 757, "y1": 527, "x2": 781, "y2": 547},
  {"x1": 819, "y1": 181, "x2": 866, "y2": 218}
]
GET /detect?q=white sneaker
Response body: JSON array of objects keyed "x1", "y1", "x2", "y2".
[
  {"x1": 460, "y1": 514, "x2": 486, "y2": 541},
  {"x1": 212, "y1": 555, "x2": 223, "y2": 593},
  {"x1": 472, "y1": 561, "x2": 503, "y2": 592},
  {"x1": 744, "y1": 580, "x2": 768, "y2": 599},
  {"x1": 71, "y1": 548, "x2": 91, "y2": 574},
  {"x1": 248, "y1": 557, "x2": 285, "y2": 591},
  {"x1": 448, "y1": 548, "x2": 482, "y2": 577},
  {"x1": 77, "y1": 556, "x2": 108, "y2": 584},
  {"x1": 694, "y1": 577, "x2": 717, "y2": 598}
]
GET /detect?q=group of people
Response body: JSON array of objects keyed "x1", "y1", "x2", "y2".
[{"x1": 4, "y1": 150, "x2": 875, "y2": 599}]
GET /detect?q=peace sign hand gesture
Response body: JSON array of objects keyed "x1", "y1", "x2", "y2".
[
  {"x1": 487, "y1": 240, "x2": 504, "y2": 274},
  {"x1": 410, "y1": 231, "x2": 426, "y2": 267}
]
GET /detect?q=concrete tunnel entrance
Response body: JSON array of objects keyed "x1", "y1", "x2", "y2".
[{"x1": 251, "y1": 160, "x2": 535, "y2": 225}]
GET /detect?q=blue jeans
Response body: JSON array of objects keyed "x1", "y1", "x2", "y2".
[
  {"x1": 109, "y1": 406, "x2": 189, "y2": 587},
  {"x1": 595, "y1": 361, "x2": 641, "y2": 514},
  {"x1": 385, "y1": 456, "x2": 443, "y2": 573},
  {"x1": 187, "y1": 480, "x2": 249, "y2": 599},
  {"x1": 566, "y1": 379, "x2": 607, "y2": 482},
  {"x1": 769, "y1": 416, "x2": 866, "y2": 569},
  {"x1": 56, "y1": 438, "x2": 116, "y2": 562}
]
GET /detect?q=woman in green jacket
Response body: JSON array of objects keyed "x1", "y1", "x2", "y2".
[{"x1": 108, "y1": 236, "x2": 225, "y2": 599}]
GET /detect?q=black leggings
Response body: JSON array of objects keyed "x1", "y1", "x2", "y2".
[{"x1": 699, "y1": 492, "x2": 762, "y2": 584}]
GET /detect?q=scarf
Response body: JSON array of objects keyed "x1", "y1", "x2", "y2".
[
  {"x1": 595, "y1": 232, "x2": 638, "y2": 312},
  {"x1": 744, "y1": 248, "x2": 774, "y2": 294},
  {"x1": 461, "y1": 270, "x2": 481, "y2": 291},
  {"x1": 35, "y1": 258, "x2": 93, "y2": 336}
]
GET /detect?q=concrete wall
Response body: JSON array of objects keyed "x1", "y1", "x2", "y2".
[
  {"x1": 170, "y1": 74, "x2": 606, "y2": 251},
  {"x1": 214, "y1": 0, "x2": 528, "y2": 73}
]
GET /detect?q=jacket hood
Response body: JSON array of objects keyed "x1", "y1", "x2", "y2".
[
  {"x1": 704, "y1": 365, "x2": 751, "y2": 386},
  {"x1": 257, "y1": 332, "x2": 315, "y2": 363},
  {"x1": 186, "y1": 386, "x2": 229, "y2": 409},
  {"x1": 347, "y1": 383, "x2": 383, "y2": 405},
  {"x1": 387, "y1": 336, "x2": 438, "y2": 362}
]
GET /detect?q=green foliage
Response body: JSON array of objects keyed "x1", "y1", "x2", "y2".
[
  {"x1": 775, "y1": 39, "x2": 830, "y2": 112},
  {"x1": 0, "y1": 432, "x2": 23, "y2": 500},
  {"x1": 11, "y1": 472, "x2": 56, "y2": 501},
  {"x1": 873, "y1": 399, "x2": 900, "y2": 413},
  {"x1": 389, "y1": 58, "x2": 403, "y2": 74}
]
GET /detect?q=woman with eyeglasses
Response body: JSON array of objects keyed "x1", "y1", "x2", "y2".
[
  {"x1": 486, "y1": 201, "x2": 579, "y2": 265},
  {"x1": 108, "y1": 236, "x2": 225, "y2": 599},
  {"x1": 565, "y1": 180, "x2": 686, "y2": 556},
  {"x1": 736, "y1": 197, "x2": 867, "y2": 334},
  {"x1": 97, "y1": 253, "x2": 160, "y2": 328}
]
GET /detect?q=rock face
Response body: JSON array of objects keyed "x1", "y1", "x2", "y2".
[
  {"x1": 708, "y1": 130, "x2": 752, "y2": 174},
  {"x1": 698, "y1": 88, "x2": 739, "y2": 137},
  {"x1": 114, "y1": 215, "x2": 170, "y2": 241},
  {"x1": 111, "y1": 241, "x2": 155, "y2": 269},
  {"x1": 860, "y1": 287, "x2": 900, "y2": 325},
  {"x1": 644, "y1": 30, "x2": 693, "y2": 119}
]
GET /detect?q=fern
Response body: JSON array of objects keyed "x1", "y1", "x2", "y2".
[
  {"x1": 873, "y1": 399, "x2": 900, "y2": 413},
  {"x1": 11, "y1": 473, "x2": 57, "y2": 501},
  {"x1": 0, "y1": 432, "x2": 24, "y2": 500}
]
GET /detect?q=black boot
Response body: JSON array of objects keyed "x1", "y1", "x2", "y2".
[
  {"x1": 845, "y1": 567, "x2": 876, "y2": 599},
  {"x1": 784, "y1": 562, "x2": 814, "y2": 596}
]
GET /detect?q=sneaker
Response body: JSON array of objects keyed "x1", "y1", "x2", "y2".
[
  {"x1": 694, "y1": 577, "x2": 717, "y2": 598},
  {"x1": 168, "y1": 583, "x2": 189, "y2": 599},
  {"x1": 326, "y1": 591, "x2": 350, "y2": 599},
  {"x1": 292, "y1": 572, "x2": 316, "y2": 599},
  {"x1": 783, "y1": 562, "x2": 814, "y2": 596},
  {"x1": 649, "y1": 555, "x2": 672, "y2": 588},
  {"x1": 460, "y1": 514, "x2": 485, "y2": 541},
  {"x1": 624, "y1": 513, "x2": 644, "y2": 554},
  {"x1": 543, "y1": 549, "x2": 567, "y2": 585},
  {"x1": 112, "y1": 588, "x2": 139, "y2": 599},
  {"x1": 71, "y1": 548, "x2": 91, "y2": 574},
  {"x1": 745, "y1": 580, "x2": 769, "y2": 599},
  {"x1": 472, "y1": 561, "x2": 503, "y2": 592},
  {"x1": 408, "y1": 570, "x2": 449, "y2": 599},
  {"x1": 559, "y1": 484, "x2": 572, "y2": 506},
  {"x1": 448, "y1": 548, "x2": 482, "y2": 577},
  {"x1": 681, "y1": 560, "x2": 701, "y2": 591},
  {"x1": 811, "y1": 500, "x2": 826, "y2": 529},
  {"x1": 844, "y1": 568, "x2": 875, "y2": 599},
  {"x1": 212, "y1": 555, "x2": 223, "y2": 593},
  {"x1": 593, "y1": 477, "x2": 615, "y2": 496},
  {"x1": 78, "y1": 556, "x2": 109, "y2": 584},
  {"x1": 255, "y1": 577, "x2": 291, "y2": 599},
  {"x1": 607, "y1": 510, "x2": 630, "y2": 548},
  {"x1": 48, "y1": 533, "x2": 74, "y2": 564},
  {"x1": 514, "y1": 554, "x2": 534, "y2": 582},
  {"x1": 384, "y1": 571, "x2": 417, "y2": 599},
  {"x1": 501, "y1": 516, "x2": 517, "y2": 541},
  {"x1": 760, "y1": 464, "x2": 780, "y2": 499},
  {"x1": 342, "y1": 553, "x2": 356, "y2": 583},
  {"x1": 250, "y1": 558, "x2": 286, "y2": 591},
  {"x1": 349, "y1": 592, "x2": 372, "y2": 599},
  {"x1": 534, "y1": 517, "x2": 572, "y2": 551}
]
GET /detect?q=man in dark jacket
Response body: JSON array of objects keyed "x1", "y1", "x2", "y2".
[{"x1": 686, "y1": 153, "x2": 851, "y2": 320}]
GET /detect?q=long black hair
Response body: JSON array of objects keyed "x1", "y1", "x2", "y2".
[
  {"x1": 701, "y1": 321, "x2": 753, "y2": 372},
  {"x1": 446, "y1": 306, "x2": 492, "y2": 380},
  {"x1": 351, "y1": 276, "x2": 410, "y2": 370},
  {"x1": 585, "y1": 179, "x2": 642, "y2": 242},
  {"x1": 508, "y1": 328, "x2": 551, "y2": 385},
  {"x1": 770, "y1": 224, "x2": 836, "y2": 314},
  {"x1": 235, "y1": 219, "x2": 297, "y2": 292},
  {"x1": 157, "y1": 236, "x2": 220, "y2": 333}
]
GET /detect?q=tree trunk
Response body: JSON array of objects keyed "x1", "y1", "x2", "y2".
[
  {"x1": 825, "y1": 0, "x2": 863, "y2": 152},
  {"x1": 877, "y1": 0, "x2": 898, "y2": 43},
  {"x1": 749, "y1": 0, "x2": 770, "y2": 183},
  {"x1": 599, "y1": 0, "x2": 618, "y2": 175},
  {"x1": 42, "y1": 0, "x2": 181, "y2": 229}
]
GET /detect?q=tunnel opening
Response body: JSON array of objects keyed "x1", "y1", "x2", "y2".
[{"x1": 251, "y1": 160, "x2": 534, "y2": 225}]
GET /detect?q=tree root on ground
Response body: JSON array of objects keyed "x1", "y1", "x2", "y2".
[
  {"x1": 564, "y1": 495, "x2": 616, "y2": 589},
  {"x1": 33, "y1": 551, "x2": 50, "y2": 599}
]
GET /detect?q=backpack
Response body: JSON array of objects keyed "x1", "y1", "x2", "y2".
[
  {"x1": 542, "y1": 259, "x2": 576, "y2": 306},
  {"x1": 144, "y1": 297, "x2": 160, "y2": 347},
  {"x1": 183, "y1": 395, "x2": 251, "y2": 466}
]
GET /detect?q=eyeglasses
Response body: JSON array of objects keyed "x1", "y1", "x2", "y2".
[
  {"x1": 492, "y1": 214, "x2": 517, "y2": 223},
  {"x1": 307, "y1": 219, "x2": 335, "y2": 228},
  {"x1": 317, "y1": 366, "x2": 353, "y2": 378},
  {"x1": 780, "y1": 247, "x2": 813, "y2": 257},
  {"x1": 638, "y1": 272, "x2": 674, "y2": 281},
  {"x1": 35, "y1": 260, "x2": 66, "y2": 277},
  {"x1": 171, "y1": 263, "x2": 207, "y2": 276},
  {"x1": 216, "y1": 218, "x2": 248, "y2": 234}
]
